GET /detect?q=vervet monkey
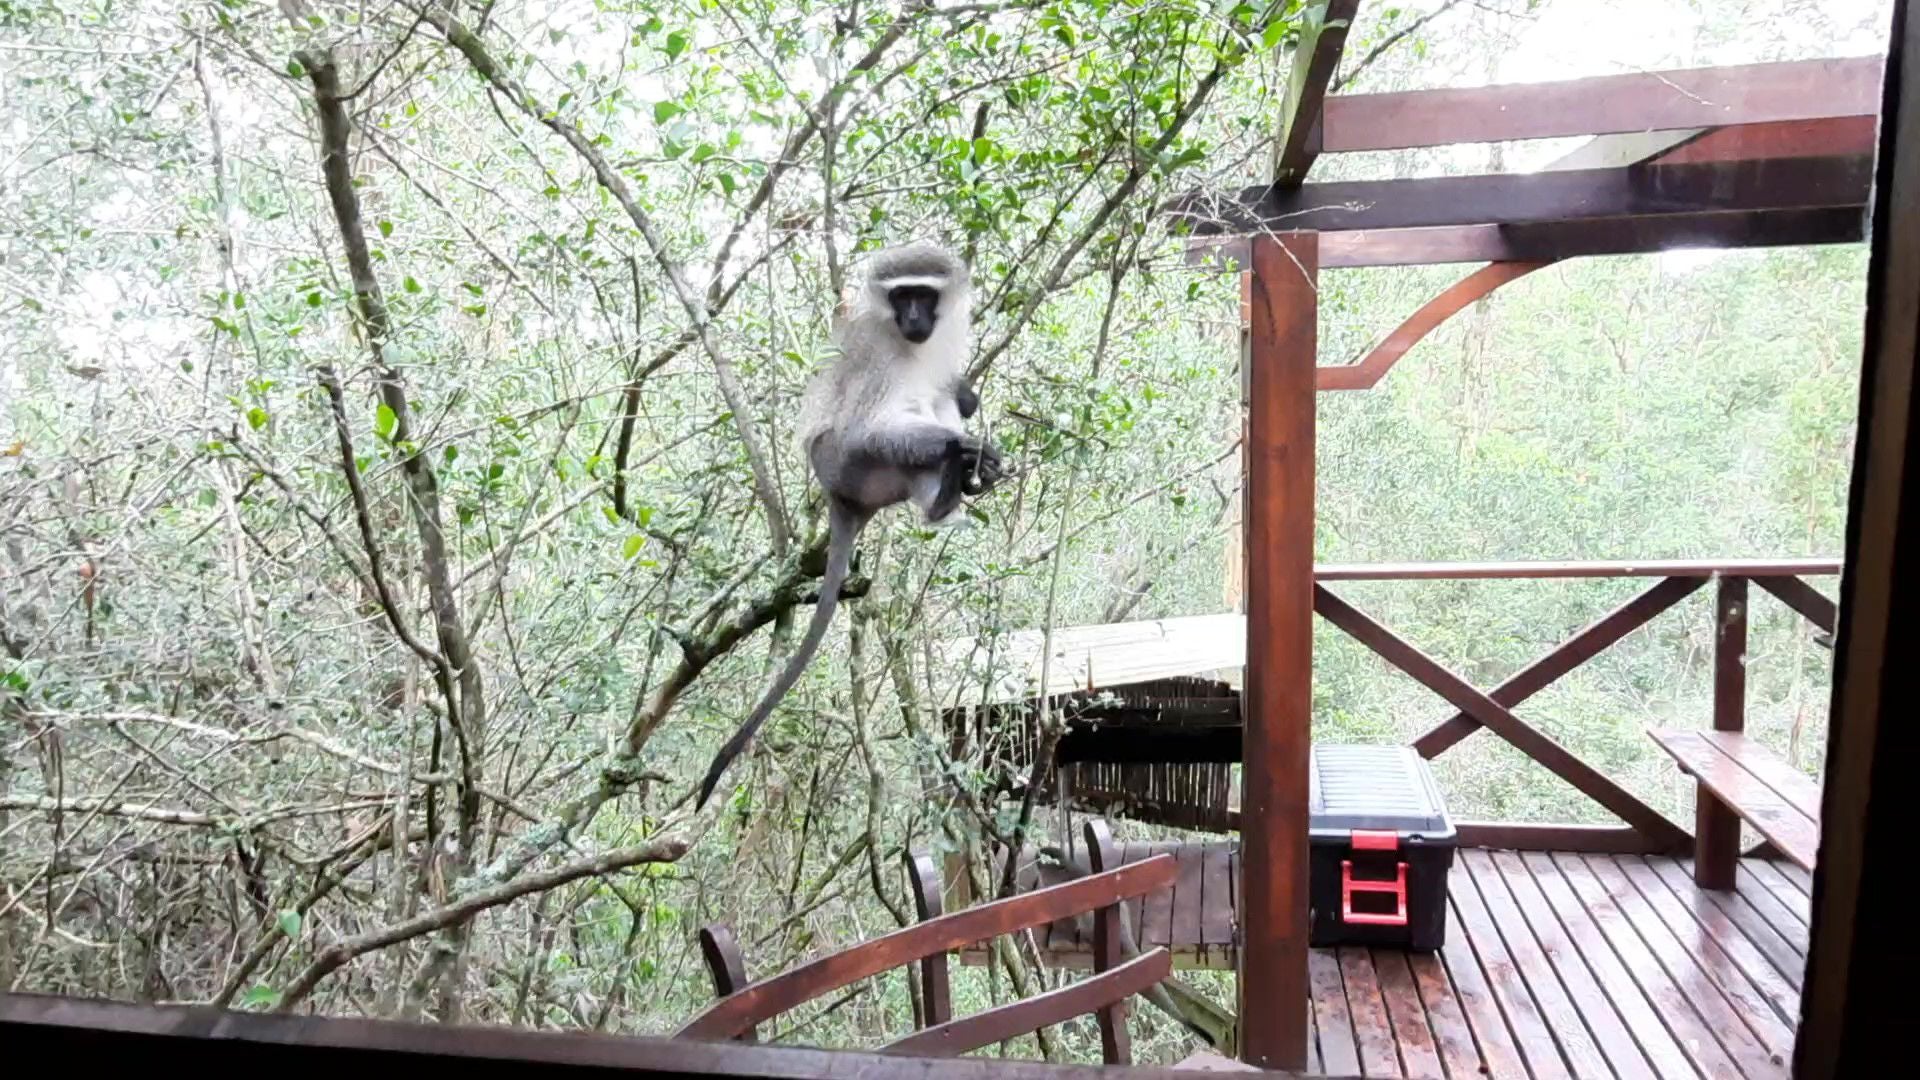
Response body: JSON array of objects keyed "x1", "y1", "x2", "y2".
[{"x1": 696, "y1": 242, "x2": 1005, "y2": 808}]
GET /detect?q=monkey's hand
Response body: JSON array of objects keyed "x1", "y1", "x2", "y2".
[
  {"x1": 952, "y1": 379, "x2": 980, "y2": 420},
  {"x1": 959, "y1": 437, "x2": 1005, "y2": 496}
]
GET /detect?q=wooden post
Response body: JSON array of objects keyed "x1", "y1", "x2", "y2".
[
  {"x1": 1239, "y1": 233, "x2": 1317, "y2": 1069},
  {"x1": 1695, "y1": 575, "x2": 1748, "y2": 888},
  {"x1": 906, "y1": 853, "x2": 952, "y2": 1028},
  {"x1": 696, "y1": 926, "x2": 755, "y2": 1042},
  {"x1": 1797, "y1": 3, "x2": 1919, "y2": 1073},
  {"x1": 1084, "y1": 820, "x2": 1131, "y2": 1065}
]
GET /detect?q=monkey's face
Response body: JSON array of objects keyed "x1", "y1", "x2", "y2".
[{"x1": 888, "y1": 284, "x2": 941, "y2": 344}]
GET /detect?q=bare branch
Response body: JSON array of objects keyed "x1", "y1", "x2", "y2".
[{"x1": 274, "y1": 834, "x2": 689, "y2": 1011}]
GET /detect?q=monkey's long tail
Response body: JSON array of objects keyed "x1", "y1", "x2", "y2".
[{"x1": 695, "y1": 500, "x2": 862, "y2": 810}]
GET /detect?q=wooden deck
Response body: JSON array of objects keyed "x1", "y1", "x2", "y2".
[{"x1": 969, "y1": 844, "x2": 1807, "y2": 1077}]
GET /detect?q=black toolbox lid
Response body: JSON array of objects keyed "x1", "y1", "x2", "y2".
[{"x1": 1308, "y1": 744, "x2": 1455, "y2": 842}]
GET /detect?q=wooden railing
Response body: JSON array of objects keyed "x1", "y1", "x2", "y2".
[
  {"x1": 681, "y1": 820, "x2": 1174, "y2": 1064},
  {"x1": 0, "y1": 991, "x2": 1278, "y2": 1077},
  {"x1": 1313, "y1": 558, "x2": 1840, "y2": 854}
]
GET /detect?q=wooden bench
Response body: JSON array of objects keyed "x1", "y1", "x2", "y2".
[
  {"x1": 1649, "y1": 728, "x2": 1821, "y2": 888},
  {"x1": 679, "y1": 820, "x2": 1174, "y2": 1065}
]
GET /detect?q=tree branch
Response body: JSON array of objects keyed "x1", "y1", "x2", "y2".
[
  {"x1": 301, "y1": 49, "x2": 486, "y2": 856},
  {"x1": 424, "y1": 6, "x2": 793, "y2": 557},
  {"x1": 1329, "y1": 0, "x2": 1468, "y2": 94},
  {"x1": 969, "y1": 29, "x2": 1255, "y2": 381},
  {"x1": 275, "y1": 834, "x2": 689, "y2": 1011}
]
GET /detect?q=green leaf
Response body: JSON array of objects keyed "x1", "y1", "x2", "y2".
[
  {"x1": 246, "y1": 407, "x2": 268, "y2": 431},
  {"x1": 306, "y1": 291, "x2": 322, "y2": 307},
  {"x1": 653, "y1": 100, "x2": 683, "y2": 125},
  {"x1": 402, "y1": 275, "x2": 421, "y2": 294},
  {"x1": 1262, "y1": 19, "x2": 1290, "y2": 51},
  {"x1": 239, "y1": 985, "x2": 282, "y2": 1009},
  {"x1": 664, "y1": 30, "x2": 689, "y2": 59},
  {"x1": 374, "y1": 403, "x2": 397, "y2": 440},
  {"x1": 378, "y1": 219, "x2": 393, "y2": 238},
  {"x1": 443, "y1": 444, "x2": 458, "y2": 465},
  {"x1": 286, "y1": 58, "x2": 305, "y2": 79},
  {"x1": 276, "y1": 910, "x2": 301, "y2": 938},
  {"x1": 622, "y1": 534, "x2": 646, "y2": 560}
]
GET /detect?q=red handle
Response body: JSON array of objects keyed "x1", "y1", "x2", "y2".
[{"x1": 1341, "y1": 859, "x2": 1409, "y2": 926}]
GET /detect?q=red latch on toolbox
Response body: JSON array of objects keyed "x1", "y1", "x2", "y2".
[
  {"x1": 1350, "y1": 829, "x2": 1399, "y2": 851},
  {"x1": 1341, "y1": 857, "x2": 1409, "y2": 926}
]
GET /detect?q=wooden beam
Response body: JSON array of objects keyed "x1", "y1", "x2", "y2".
[
  {"x1": 1321, "y1": 55, "x2": 1884, "y2": 153},
  {"x1": 1415, "y1": 576, "x2": 1705, "y2": 756},
  {"x1": 1186, "y1": 206, "x2": 1866, "y2": 269},
  {"x1": 1056, "y1": 726, "x2": 1241, "y2": 764},
  {"x1": 1313, "y1": 584, "x2": 1690, "y2": 851},
  {"x1": 697, "y1": 927, "x2": 755, "y2": 1041},
  {"x1": 1239, "y1": 233, "x2": 1317, "y2": 1070},
  {"x1": 1454, "y1": 822, "x2": 1682, "y2": 855},
  {"x1": 1178, "y1": 153, "x2": 1872, "y2": 236},
  {"x1": 1316, "y1": 557, "x2": 1841, "y2": 580},
  {"x1": 1274, "y1": 0, "x2": 1360, "y2": 185},
  {"x1": 1752, "y1": 574, "x2": 1839, "y2": 632},
  {"x1": 1695, "y1": 575, "x2": 1750, "y2": 889},
  {"x1": 906, "y1": 853, "x2": 953, "y2": 1028},
  {"x1": 0, "y1": 991, "x2": 1311, "y2": 1078},
  {"x1": 1797, "y1": 6, "x2": 1919, "y2": 1074},
  {"x1": 880, "y1": 950, "x2": 1171, "y2": 1060},
  {"x1": 1085, "y1": 819, "x2": 1133, "y2": 1065},
  {"x1": 1540, "y1": 129, "x2": 1708, "y2": 172},
  {"x1": 1652, "y1": 115, "x2": 1879, "y2": 165},
  {"x1": 1319, "y1": 261, "x2": 1549, "y2": 390}
]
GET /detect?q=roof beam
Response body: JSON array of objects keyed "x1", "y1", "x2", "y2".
[
  {"x1": 1539, "y1": 129, "x2": 1709, "y2": 172},
  {"x1": 1273, "y1": 0, "x2": 1360, "y2": 185},
  {"x1": 1188, "y1": 206, "x2": 1865, "y2": 270},
  {"x1": 1321, "y1": 55, "x2": 1884, "y2": 153},
  {"x1": 1176, "y1": 153, "x2": 1872, "y2": 236},
  {"x1": 1652, "y1": 115, "x2": 1879, "y2": 164}
]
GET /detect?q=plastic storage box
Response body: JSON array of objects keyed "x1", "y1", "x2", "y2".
[{"x1": 1308, "y1": 744, "x2": 1457, "y2": 951}]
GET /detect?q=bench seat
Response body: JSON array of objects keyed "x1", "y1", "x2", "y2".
[{"x1": 1649, "y1": 728, "x2": 1820, "y2": 877}]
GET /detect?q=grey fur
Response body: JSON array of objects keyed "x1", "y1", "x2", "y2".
[{"x1": 697, "y1": 242, "x2": 1004, "y2": 809}]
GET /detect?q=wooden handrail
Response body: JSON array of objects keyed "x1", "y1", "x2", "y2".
[
  {"x1": 880, "y1": 949, "x2": 1172, "y2": 1058},
  {"x1": 677, "y1": 854, "x2": 1177, "y2": 1042},
  {"x1": 1315, "y1": 557, "x2": 1841, "y2": 580}
]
